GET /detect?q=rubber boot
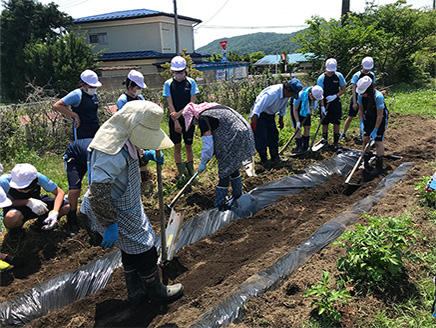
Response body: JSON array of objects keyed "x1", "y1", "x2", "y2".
[
  {"x1": 185, "y1": 161, "x2": 194, "y2": 179},
  {"x1": 258, "y1": 152, "x2": 268, "y2": 164},
  {"x1": 67, "y1": 210, "x2": 79, "y2": 237},
  {"x1": 363, "y1": 152, "x2": 372, "y2": 172},
  {"x1": 270, "y1": 148, "x2": 287, "y2": 162},
  {"x1": 302, "y1": 136, "x2": 310, "y2": 151},
  {"x1": 176, "y1": 162, "x2": 186, "y2": 183},
  {"x1": 124, "y1": 266, "x2": 147, "y2": 304},
  {"x1": 214, "y1": 186, "x2": 229, "y2": 210},
  {"x1": 371, "y1": 156, "x2": 383, "y2": 176},
  {"x1": 139, "y1": 265, "x2": 184, "y2": 303},
  {"x1": 334, "y1": 132, "x2": 340, "y2": 149},
  {"x1": 230, "y1": 175, "x2": 243, "y2": 199},
  {"x1": 295, "y1": 138, "x2": 303, "y2": 153},
  {"x1": 321, "y1": 132, "x2": 329, "y2": 146}
]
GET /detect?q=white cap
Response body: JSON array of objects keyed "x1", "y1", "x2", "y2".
[
  {"x1": 127, "y1": 70, "x2": 147, "y2": 88},
  {"x1": 0, "y1": 187, "x2": 12, "y2": 208},
  {"x1": 311, "y1": 86, "x2": 324, "y2": 101},
  {"x1": 80, "y1": 69, "x2": 102, "y2": 87},
  {"x1": 325, "y1": 58, "x2": 337, "y2": 72},
  {"x1": 170, "y1": 56, "x2": 187, "y2": 71},
  {"x1": 9, "y1": 163, "x2": 38, "y2": 189},
  {"x1": 0, "y1": 163, "x2": 3, "y2": 175},
  {"x1": 356, "y1": 76, "x2": 373, "y2": 94},
  {"x1": 361, "y1": 56, "x2": 374, "y2": 70}
]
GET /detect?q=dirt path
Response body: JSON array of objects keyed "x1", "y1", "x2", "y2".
[{"x1": 1, "y1": 113, "x2": 435, "y2": 328}]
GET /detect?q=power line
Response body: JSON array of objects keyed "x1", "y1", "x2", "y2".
[
  {"x1": 196, "y1": 0, "x2": 231, "y2": 29},
  {"x1": 197, "y1": 24, "x2": 308, "y2": 30}
]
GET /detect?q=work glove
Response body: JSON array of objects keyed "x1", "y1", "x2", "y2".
[
  {"x1": 359, "y1": 120, "x2": 365, "y2": 135},
  {"x1": 26, "y1": 198, "x2": 49, "y2": 216},
  {"x1": 143, "y1": 150, "x2": 164, "y2": 165},
  {"x1": 278, "y1": 116, "x2": 284, "y2": 130},
  {"x1": 42, "y1": 210, "x2": 58, "y2": 230},
  {"x1": 250, "y1": 121, "x2": 256, "y2": 131},
  {"x1": 198, "y1": 160, "x2": 207, "y2": 173},
  {"x1": 321, "y1": 106, "x2": 327, "y2": 117},
  {"x1": 4, "y1": 254, "x2": 25, "y2": 267},
  {"x1": 102, "y1": 222, "x2": 118, "y2": 249},
  {"x1": 326, "y1": 95, "x2": 337, "y2": 103},
  {"x1": 370, "y1": 127, "x2": 378, "y2": 141},
  {"x1": 296, "y1": 121, "x2": 302, "y2": 130}
]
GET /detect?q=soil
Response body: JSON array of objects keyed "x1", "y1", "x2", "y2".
[{"x1": 1, "y1": 113, "x2": 436, "y2": 328}]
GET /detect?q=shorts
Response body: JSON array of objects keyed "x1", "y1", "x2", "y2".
[
  {"x1": 3, "y1": 195, "x2": 69, "y2": 222},
  {"x1": 363, "y1": 109, "x2": 389, "y2": 141},
  {"x1": 322, "y1": 99, "x2": 342, "y2": 125},
  {"x1": 291, "y1": 113, "x2": 312, "y2": 128},
  {"x1": 348, "y1": 97, "x2": 358, "y2": 117},
  {"x1": 67, "y1": 159, "x2": 87, "y2": 190},
  {"x1": 168, "y1": 115, "x2": 194, "y2": 145}
]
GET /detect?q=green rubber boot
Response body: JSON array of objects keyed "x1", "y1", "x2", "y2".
[{"x1": 176, "y1": 162, "x2": 186, "y2": 184}]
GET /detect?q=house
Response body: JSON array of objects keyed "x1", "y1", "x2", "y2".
[
  {"x1": 73, "y1": 9, "x2": 248, "y2": 89},
  {"x1": 253, "y1": 53, "x2": 315, "y2": 73}
]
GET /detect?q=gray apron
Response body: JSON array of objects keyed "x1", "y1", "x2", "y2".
[{"x1": 82, "y1": 151, "x2": 155, "y2": 254}]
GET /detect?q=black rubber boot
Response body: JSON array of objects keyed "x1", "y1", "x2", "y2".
[
  {"x1": 334, "y1": 132, "x2": 340, "y2": 149},
  {"x1": 295, "y1": 138, "x2": 303, "y2": 153},
  {"x1": 258, "y1": 152, "x2": 268, "y2": 164},
  {"x1": 124, "y1": 266, "x2": 147, "y2": 304},
  {"x1": 67, "y1": 211, "x2": 79, "y2": 237},
  {"x1": 139, "y1": 266, "x2": 184, "y2": 303},
  {"x1": 270, "y1": 148, "x2": 287, "y2": 162},
  {"x1": 363, "y1": 153, "x2": 372, "y2": 172},
  {"x1": 214, "y1": 186, "x2": 229, "y2": 210},
  {"x1": 230, "y1": 175, "x2": 242, "y2": 199},
  {"x1": 302, "y1": 136, "x2": 310, "y2": 151},
  {"x1": 371, "y1": 156, "x2": 383, "y2": 176}
]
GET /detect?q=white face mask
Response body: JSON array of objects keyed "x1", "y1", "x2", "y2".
[
  {"x1": 173, "y1": 71, "x2": 186, "y2": 81},
  {"x1": 131, "y1": 88, "x2": 142, "y2": 97},
  {"x1": 84, "y1": 87, "x2": 97, "y2": 96}
]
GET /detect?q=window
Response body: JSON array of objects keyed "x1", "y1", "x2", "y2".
[{"x1": 89, "y1": 33, "x2": 107, "y2": 44}]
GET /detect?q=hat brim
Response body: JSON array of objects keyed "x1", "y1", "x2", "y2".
[
  {"x1": 171, "y1": 66, "x2": 186, "y2": 72},
  {"x1": 9, "y1": 179, "x2": 33, "y2": 189},
  {"x1": 313, "y1": 95, "x2": 324, "y2": 101},
  {"x1": 356, "y1": 85, "x2": 369, "y2": 94},
  {"x1": 0, "y1": 197, "x2": 12, "y2": 208},
  {"x1": 86, "y1": 81, "x2": 102, "y2": 88},
  {"x1": 362, "y1": 64, "x2": 373, "y2": 70},
  {"x1": 326, "y1": 67, "x2": 337, "y2": 72},
  {"x1": 130, "y1": 126, "x2": 174, "y2": 151}
]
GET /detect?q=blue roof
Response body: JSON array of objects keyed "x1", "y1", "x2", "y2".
[
  {"x1": 99, "y1": 51, "x2": 209, "y2": 61},
  {"x1": 74, "y1": 9, "x2": 201, "y2": 23},
  {"x1": 253, "y1": 53, "x2": 315, "y2": 65},
  {"x1": 194, "y1": 62, "x2": 249, "y2": 71}
]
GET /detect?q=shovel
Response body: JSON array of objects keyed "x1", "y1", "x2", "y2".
[
  {"x1": 345, "y1": 142, "x2": 371, "y2": 186},
  {"x1": 279, "y1": 116, "x2": 308, "y2": 155},
  {"x1": 155, "y1": 152, "x2": 168, "y2": 268},
  {"x1": 309, "y1": 115, "x2": 325, "y2": 152}
]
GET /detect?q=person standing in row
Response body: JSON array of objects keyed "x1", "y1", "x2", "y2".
[
  {"x1": 81, "y1": 100, "x2": 183, "y2": 304},
  {"x1": 250, "y1": 78, "x2": 303, "y2": 163},
  {"x1": 53, "y1": 69, "x2": 102, "y2": 140},
  {"x1": 340, "y1": 57, "x2": 376, "y2": 142},
  {"x1": 163, "y1": 56, "x2": 200, "y2": 183},
  {"x1": 292, "y1": 85, "x2": 324, "y2": 153},
  {"x1": 182, "y1": 102, "x2": 255, "y2": 210},
  {"x1": 317, "y1": 58, "x2": 347, "y2": 149},
  {"x1": 116, "y1": 70, "x2": 147, "y2": 110},
  {"x1": 356, "y1": 76, "x2": 389, "y2": 176}
]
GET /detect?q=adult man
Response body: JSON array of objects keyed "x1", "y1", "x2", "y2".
[
  {"x1": 81, "y1": 100, "x2": 183, "y2": 304},
  {"x1": 317, "y1": 58, "x2": 347, "y2": 149},
  {"x1": 250, "y1": 78, "x2": 303, "y2": 163},
  {"x1": 163, "y1": 56, "x2": 200, "y2": 183}
]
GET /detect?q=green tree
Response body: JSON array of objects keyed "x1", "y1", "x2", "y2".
[
  {"x1": 24, "y1": 32, "x2": 100, "y2": 97},
  {"x1": 0, "y1": 0, "x2": 73, "y2": 101}
]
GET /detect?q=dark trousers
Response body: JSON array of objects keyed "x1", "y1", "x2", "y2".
[{"x1": 254, "y1": 113, "x2": 279, "y2": 153}]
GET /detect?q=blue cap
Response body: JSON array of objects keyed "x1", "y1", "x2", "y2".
[{"x1": 288, "y1": 78, "x2": 303, "y2": 99}]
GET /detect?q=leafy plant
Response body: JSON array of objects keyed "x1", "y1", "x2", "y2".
[
  {"x1": 334, "y1": 215, "x2": 422, "y2": 288},
  {"x1": 305, "y1": 270, "x2": 351, "y2": 323}
]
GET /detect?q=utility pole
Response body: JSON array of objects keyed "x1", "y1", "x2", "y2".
[
  {"x1": 173, "y1": 0, "x2": 180, "y2": 55},
  {"x1": 341, "y1": 0, "x2": 350, "y2": 26}
]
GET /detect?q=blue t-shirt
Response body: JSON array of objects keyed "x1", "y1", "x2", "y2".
[
  {"x1": 351, "y1": 71, "x2": 376, "y2": 85},
  {"x1": 0, "y1": 173, "x2": 58, "y2": 201},
  {"x1": 62, "y1": 88, "x2": 98, "y2": 107},
  {"x1": 357, "y1": 90, "x2": 385, "y2": 110},
  {"x1": 317, "y1": 72, "x2": 347, "y2": 90},
  {"x1": 163, "y1": 77, "x2": 200, "y2": 112},
  {"x1": 116, "y1": 93, "x2": 145, "y2": 111},
  {"x1": 293, "y1": 87, "x2": 319, "y2": 117}
]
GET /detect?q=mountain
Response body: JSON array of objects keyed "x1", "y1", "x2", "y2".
[{"x1": 195, "y1": 31, "x2": 304, "y2": 55}]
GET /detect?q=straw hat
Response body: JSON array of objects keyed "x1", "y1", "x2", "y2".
[{"x1": 89, "y1": 100, "x2": 173, "y2": 154}]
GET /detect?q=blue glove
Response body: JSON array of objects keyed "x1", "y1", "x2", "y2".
[
  {"x1": 370, "y1": 128, "x2": 378, "y2": 141},
  {"x1": 102, "y1": 222, "x2": 118, "y2": 249},
  {"x1": 359, "y1": 120, "x2": 365, "y2": 135},
  {"x1": 143, "y1": 150, "x2": 164, "y2": 165},
  {"x1": 198, "y1": 160, "x2": 207, "y2": 173}
]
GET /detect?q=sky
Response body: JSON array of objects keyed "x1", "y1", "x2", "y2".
[{"x1": 4, "y1": 0, "x2": 433, "y2": 49}]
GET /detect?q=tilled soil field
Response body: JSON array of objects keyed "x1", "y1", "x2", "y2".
[{"x1": 1, "y1": 113, "x2": 435, "y2": 327}]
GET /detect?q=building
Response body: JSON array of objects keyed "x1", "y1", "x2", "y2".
[{"x1": 253, "y1": 53, "x2": 315, "y2": 74}]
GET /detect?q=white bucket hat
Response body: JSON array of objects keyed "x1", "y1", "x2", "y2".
[
  {"x1": 9, "y1": 163, "x2": 38, "y2": 189},
  {"x1": 127, "y1": 70, "x2": 147, "y2": 89},
  {"x1": 361, "y1": 56, "x2": 374, "y2": 70},
  {"x1": 356, "y1": 76, "x2": 373, "y2": 94},
  {"x1": 89, "y1": 100, "x2": 174, "y2": 155},
  {"x1": 311, "y1": 85, "x2": 324, "y2": 101},
  {"x1": 325, "y1": 58, "x2": 337, "y2": 72},
  {"x1": 0, "y1": 187, "x2": 12, "y2": 208},
  {"x1": 170, "y1": 56, "x2": 187, "y2": 71},
  {"x1": 80, "y1": 69, "x2": 102, "y2": 87}
]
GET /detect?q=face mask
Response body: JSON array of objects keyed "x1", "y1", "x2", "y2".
[
  {"x1": 84, "y1": 87, "x2": 97, "y2": 96},
  {"x1": 131, "y1": 88, "x2": 142, "y2": 97},
  {"x1": 173, "y1": 71, "x2": 186, "y2": 81}
]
